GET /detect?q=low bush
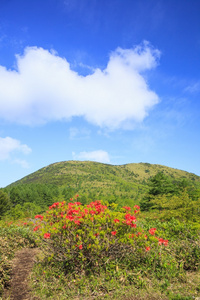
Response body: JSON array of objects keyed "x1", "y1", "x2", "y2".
[{"x1": 33, "y1": 200, "x2": 177, "y2": 278}]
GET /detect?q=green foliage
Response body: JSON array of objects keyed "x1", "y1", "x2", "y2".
[
  {"x1": 140, "y1": 172, "x2": 177, "y2": 211},
  {"x1": 4, "y1": 202, "x2": 43, "y2": 220},
  {"x1": 0, "y1": 198, "x2": 200, "y2": 299},
  {"x1": 8, "y1": 184, "x2": 59, "y2": 208},
  {"x1": 0, "y1": 189, "x2": 10, "y2": 219},
  {"x1": 0, "y1": 221, "x2": 39, "y2": 296},
  {"x1": 148, "y1": 172, "x2": 177, "y2": 196},
  {"x1": 33, "y1": 200, "x2": 176, "y2": 279},
  {"x1": 7, "y1": 161, "x2": 200, "y2": 210},
  {"x1": 30, "y1": 200, "x2": 200, "y2": 299},
  {"x1": 149, "y1": 190, "x2": 200, "y2": 222},
  {"x1": 138, "y1": 217, "x2": 200, "y2": 271},
  {"x1": 140, "y1": 172, "x2": 200, "y2": 223}
]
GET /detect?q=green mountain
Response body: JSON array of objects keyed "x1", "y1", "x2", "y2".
[{"x1": 8, "y1": 161, "x2": 200, "y2": 204}]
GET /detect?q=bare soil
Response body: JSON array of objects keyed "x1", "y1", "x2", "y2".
[{"x1": 3, "y1": 248, "x2": 40, "y2": 300}]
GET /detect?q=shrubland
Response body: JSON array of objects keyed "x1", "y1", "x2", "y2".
[{"x1": 0, "y1": 165, "x2": 200, "y2": 299}]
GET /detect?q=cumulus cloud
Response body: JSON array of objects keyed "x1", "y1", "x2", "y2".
[
  {"x1": 72, "y1": 150, "x2": 110, "y2": 163},
  {"x1": 0, "y1": 42, "x2": 160, "y2": 129},
  {"x1": 0, "y1": 136, "x2": 31, "y2": 160}
]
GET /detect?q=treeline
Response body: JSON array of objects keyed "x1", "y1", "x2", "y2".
[
  {"x1": 140, "y1": 172, "x2": 200, "y2": 222},
  {"x1": 0, "y1": 183, "x2": 108, "y2": 220},
  {"x1": 0, "y1": 171, "x2": 200, "y2": 222},
  {"x1": 0, "y1": 184, "x2": 60, "y2": 220}
]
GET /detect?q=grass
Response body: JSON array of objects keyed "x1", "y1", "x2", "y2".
[
  {"x1": 1, "y1": 208, "x2": 200, "y2": 299},
  {"x1": 0, "y1": 220, "x2": 39, "y2": 296},
  {"x1": 30, "y1": 255, "x2": 200, "y2": 299},
  {"x1": 29, "y1": 207, "x2": 200, "y2": 300}
]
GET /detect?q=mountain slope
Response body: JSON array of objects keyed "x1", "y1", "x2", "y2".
[{"x1": 8, "y1": 161, "x2": 200, "y2": 204}]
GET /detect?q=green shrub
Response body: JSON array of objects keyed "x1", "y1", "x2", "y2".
[{"x1": 34, "y1": 200, "x2": 173, "y2": 276}]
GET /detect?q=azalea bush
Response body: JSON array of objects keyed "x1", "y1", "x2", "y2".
[{"x1": 33, "y1": 198, "x2": 173, "y2": 276}]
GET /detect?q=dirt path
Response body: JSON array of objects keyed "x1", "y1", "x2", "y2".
[{"x1": 3, "y1": 248, "x2": 40, "y2": 300}]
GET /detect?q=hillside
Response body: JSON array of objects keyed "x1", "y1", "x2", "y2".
[{"x1": 8, "y1": 161, "x2": 200, "y2": 204}]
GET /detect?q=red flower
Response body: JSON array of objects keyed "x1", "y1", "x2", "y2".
[
  {"x1": 158, "y1": 238, "x2": 168, "y2": 246},
  {"x1": 131, "y1": 223, "x2": 137, "y2": 228},
  {"x1": 129, "y1": 233, "x2": 135, "y2": 238},
  {"x1": 149, "y1": 228, "x2": 156, "y2": 235},
  {"x1": 163, "y1": 239, "x2": 168, "y2": 246},
  {"x1": 134, "y1": 205, "x2": 140, "y2": 210},
  {"x1": 44, "y1": 233, "x2": 51, "y2": 239},
  {"x1": 79, "y1": 244, "x2": 83, "y2": 250},
  {"x1": 35, "y1": 215, "x2": 44, "y2": 220},
  {"x1": 145, "y1": 246, "x2": 150, "y2": 252},
  {"x1": 74, "y1": 220, "x2": 81, "y2": 225},
  {"x1": 123, "y1": 206, "x2": 131, "y2": 211},
  {"x1": 111, "y1": 230, "x2": 117, "y2": 235},
  {"x1": 33, "y1": 226, "x2": 40, "y2": 231},
  {"x1": 114, "y1": 219, "x2": 120, "y2": 223}
]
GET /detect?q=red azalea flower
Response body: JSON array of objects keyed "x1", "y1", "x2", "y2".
[
  {"x1": 158, "y1": 238, "x2": 168, "y2": 246},
  {"x1": 74, "y1": 220, "x2": 81, "y2": 225},
  {"x1": 33, "y1": 226, "x2": 40, "y2": 231},
  {"x1": 114, "y1": 219, "x2": 120, "y2": 223},
  {"x1": 123, "y1": 206, "x2": 131, "y2": 211},
  {"x1": 131, "y1": 223, "x2": 137, "y2": 228},
  {"x1": 134, "y1": 205, "x2": 140, "y2": 210},
  {"x1": 149, "y1": 228, "x2": 156, "y2": 235},
  {"x1": 44, "y1": 233, "x2": 51, "y2": 239},
  {"x1": 34, "y1": 215, "x2": 44, "y2": 221},
  {"x1": 111, "y1": 230, "x2": 117, "y2": 235},
  {"x1": 163, "y1": 239, "x2": 168, "y2": 246}
]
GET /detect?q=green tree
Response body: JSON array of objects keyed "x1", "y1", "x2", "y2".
[
  {"x1": 0, "y1": 189, "x2": 10, "y2": 219},
  {"x1": 140, "y1": 172, "x2": 176, "y2": 211},
  {"x1": 150, "y1": 189, "x2": 200, "y2": 222}
]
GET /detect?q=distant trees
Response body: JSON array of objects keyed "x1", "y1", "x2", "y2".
[
  {"x1": 9, "y1": 184, "x2": 59, "y2": 208},
  {"x1": 140, "y1": 172, "x2": 200, "y2": 222},
  {"x1": 0, "y1": 189, "x2": 10, "y2": 219},
  {"x1": 140, "y1": 172, "x2": 176, "y2": 211},
  {"x1": 0, "y1": 184, "x2": 60, "y2": 220}
]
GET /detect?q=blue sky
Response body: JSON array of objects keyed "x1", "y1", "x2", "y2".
[{"x1": 0, "y1": 0, "x2": 200, "y2": 187}]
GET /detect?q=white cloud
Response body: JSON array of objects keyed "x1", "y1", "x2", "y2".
[
  {"x1": 13, "y1": 159, "x2": 30, "y2": 168},
  {"x1": 0, "y1": 42, "x2": 160, "y2": 129},
  {"x1": 184, "y1": 81, "x2": 200, "y2": 94},
  {"x1": 0, "y1": 136, "x2": 31, "y2": 160},
  {"x1": 69, "y1": 127, "x2": 91, "y2": 139},
  {"x1": 72, "y1": 150, "x2": 110, "y2": 163}
]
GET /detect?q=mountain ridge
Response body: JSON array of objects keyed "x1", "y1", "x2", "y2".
[{"x1": 9, "y1": 160, "x2": 200, "y2": 187}]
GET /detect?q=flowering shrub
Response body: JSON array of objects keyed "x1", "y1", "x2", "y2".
[{"x1": 34, "y1": 200, "x2": 169, "y2": 274}]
